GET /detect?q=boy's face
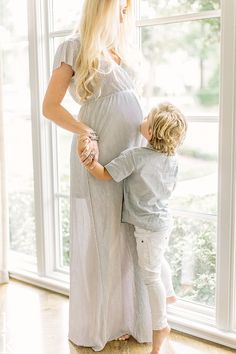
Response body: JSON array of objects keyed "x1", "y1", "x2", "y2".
[{"x1": 140, "y1": 116, "x2": 152, "y2": 141}]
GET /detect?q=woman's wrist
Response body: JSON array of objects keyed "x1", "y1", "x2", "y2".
[
  {"x1": 88, "y1": 131, "x2": 99, "y2": 142},
  {"x1": 80, "y1": 129, "x2": 99, "y2": 142},
  {"x1": 78, "y1": 123, "x2": 99, "y2": 142}
]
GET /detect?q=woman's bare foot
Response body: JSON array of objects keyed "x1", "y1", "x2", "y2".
[
  {"x1": 166, "y1": 295, "x2": 177, "y2": 305},
  {"x1": 116, "y1": 334, "x2": 130, "y2": 341},
  {"x1": 150, "y1": 325, "x2": 171, "y2": 354}
]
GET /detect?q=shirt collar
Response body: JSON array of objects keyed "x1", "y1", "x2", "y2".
[{"x1": 146, "y1": 141, "x2": 155, "y2": 150}]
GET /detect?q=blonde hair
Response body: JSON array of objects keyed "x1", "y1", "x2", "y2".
[
  {"x1": 72, "y1": 0, "x2": 137, "y2": 102},
  {"x1": 148, "y1": 102, "x2": 187, "y2": 155}
]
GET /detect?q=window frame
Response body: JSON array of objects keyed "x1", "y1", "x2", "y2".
[
  {"x1": 215, "y1": 0, "x2": 236, "y2": 334},
  {"x1": 8, "y1": 0, "x2": 236, "y2": 349}
]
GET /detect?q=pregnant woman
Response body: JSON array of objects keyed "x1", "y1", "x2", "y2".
[{"x1": 42, "y1": 0, "x2": 153, "y2": 351}]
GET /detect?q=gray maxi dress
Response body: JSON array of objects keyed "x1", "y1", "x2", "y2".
[{"x1": 52, "y1": 35, "x2": 152, "y2": 351}]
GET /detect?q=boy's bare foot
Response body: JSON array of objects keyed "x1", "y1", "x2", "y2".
[
  {"x1": 116, "y1": 334, "x2": 130, "y2": 341},
  {"x1": 166, "y1": 295, "x2": 177, "y2": 305},
  {"x1": 150, "y1": 325, "x2": 171, "y2": 354}
]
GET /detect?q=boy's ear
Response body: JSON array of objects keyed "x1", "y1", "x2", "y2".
[{"x1": 148, "y1": 128, "x2": 153, "y2": 139}]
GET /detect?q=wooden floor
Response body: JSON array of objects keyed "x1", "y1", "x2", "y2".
[{"x1": 0, "y1": 279, "x2": 234, "y2": 354}]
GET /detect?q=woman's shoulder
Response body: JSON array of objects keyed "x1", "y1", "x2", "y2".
[
  {"x1": 64, "y1": 33, "x2": 81, "y2": 44},
  {"x1": 60, "y1": 33, "x2": 81, "y2": 51},
  {"x1": 52, "y1": 33, "x2": 81, "y2": 72}
]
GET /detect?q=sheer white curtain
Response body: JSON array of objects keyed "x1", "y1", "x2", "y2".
[{"x1": 0, "y1": 52, "x2": 9, "y2": 284}]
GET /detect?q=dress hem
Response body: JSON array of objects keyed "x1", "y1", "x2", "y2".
[{"x1": 68, "y1": 333, "x2": 151, "y2": 352}]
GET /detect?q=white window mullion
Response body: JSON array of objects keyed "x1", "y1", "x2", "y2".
[
  {"x1": 27, "y1": 0, "x2": 56, "y2": 277},
  {"x1": 185, "y1": 116, "x2": 218, "y2": 123},
  {"x1": 52, "y1": 125, "x2": 62, "y2": 271},
  {"x1": 216, "y1": 0, "x2": 236, "y2": 331},
  {"x1": 49, "y1": 29, "x2": 73, "y2": 38},
  {"x1": 136, "y1": 10, "x2": 221, "y2": 27},
  {"x1": 27, "y1": 0, "x2": 45, "y2": 275}
]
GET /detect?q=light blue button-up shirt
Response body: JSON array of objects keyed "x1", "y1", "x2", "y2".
[{"x1": 105, "y1": 144, "x2": 178, "y2": 232}]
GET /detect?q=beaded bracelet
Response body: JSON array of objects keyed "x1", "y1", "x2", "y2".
[{"x1": 89, "y1": 131, "x2": 99, "y2": 142}]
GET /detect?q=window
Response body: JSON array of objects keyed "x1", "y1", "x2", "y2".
[
  {"x1": 51, "y1": 0, "x2": 83, "y2": 32},
  {"x1": 1, "y1": 0, "x2": 37, "y2": 271},
  {"x1": 138, "y1": 0, "x2": 220, "y2": 307}
]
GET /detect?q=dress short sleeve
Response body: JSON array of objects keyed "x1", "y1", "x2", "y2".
[{"x1": 52, "y1": 36, "x2": 81, "y2": 73}]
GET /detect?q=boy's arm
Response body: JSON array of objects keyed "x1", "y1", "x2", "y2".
[
  {"x1": 85, "y1": 161, "x2": 112, "y2": 181},
  {"x1": 85, "y1": 148, "x2": 135, "y2": 182}
]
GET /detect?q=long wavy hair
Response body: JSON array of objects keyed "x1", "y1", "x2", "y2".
[{"x1": 71, "y1": 0, "x2": 138, "y2": 102}]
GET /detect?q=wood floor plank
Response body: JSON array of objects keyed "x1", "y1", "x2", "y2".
[{"x1": 0, "y1": 279, "x2": 234, "y2": 354}]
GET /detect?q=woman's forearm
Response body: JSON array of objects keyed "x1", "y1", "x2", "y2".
[{"x1": 43, "y1": 103, "x2": 92, "y2": 135}]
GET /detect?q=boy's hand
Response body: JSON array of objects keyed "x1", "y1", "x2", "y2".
[{"x1": 77, "y1": 134, "x2": 99, "y2": 169}]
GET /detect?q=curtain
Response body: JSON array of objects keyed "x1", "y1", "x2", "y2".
[{"x1": 0, "y1": 51, "x2": 9, "y2": 284}]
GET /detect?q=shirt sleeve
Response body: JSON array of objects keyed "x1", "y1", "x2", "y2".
[
  {"x1": 104, "y1": 149, "x2": 135, "y2": 183},
  {"x1": 52, "y1": 36, "x2": 81, "y2": 73}
]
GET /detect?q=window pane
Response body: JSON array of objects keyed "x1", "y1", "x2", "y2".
[
  {"x1": 51, "y1": 0, "x2": 83, "y2": 31},
  {"x1": 54, "y1": 129, "x2": 71, "y2": 270},
  {"x1": 170, "y1": 122, "x2": 218, "y2": 215},
  {"x1": 140, "y1": 15, "x2": 220, "y2": 309},
  {"x1": 1, "y1": 0, "x2": 36, "y2": 257},
  {"x1": 59, "y1": 197, "x2": 70, "y2": 268},
  {"x1": 140, "y1": 0, "x2": 220, "y2": 19},
  {"x1": 56, "y1": 127, "x2": 72, "y2": 195},
  {"x1": 166, "y1": 215, "x2": 216, "y2": 306},
  {"x1": 140, "y1": 18, "x2": 220, "y2": 116},
  {"x1": 55, "y1": 127, "x2": 72, "y2": 269}
]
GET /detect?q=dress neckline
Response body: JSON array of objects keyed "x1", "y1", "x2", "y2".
[
  {"x1": 109, "y1": 49, "x2": 122, "y2": 66},
  {"x1": 112, "y1": 58, "x2": 129, "y2": 72}
]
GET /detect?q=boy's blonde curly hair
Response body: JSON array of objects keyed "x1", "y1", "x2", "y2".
[{"x1": 148, "y1": 102, "x2": 187, "y2": 155}]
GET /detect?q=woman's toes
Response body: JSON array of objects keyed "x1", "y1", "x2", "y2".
[{"x1": 116, "y1": 334, "x2": 130, "y2": 341}]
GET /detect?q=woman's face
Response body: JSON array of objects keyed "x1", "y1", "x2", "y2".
[{"x1": 120, "y1": 0, "x2": 128, "y2": 23}]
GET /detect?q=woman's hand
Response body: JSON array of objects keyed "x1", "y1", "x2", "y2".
[{"x1": 77, "y1": 134, "x2": 99, "y2": 170}]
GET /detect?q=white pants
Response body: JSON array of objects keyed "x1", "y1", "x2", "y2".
[{"x1": 134, "y1": 226, "x2": 174, "y2": 330}]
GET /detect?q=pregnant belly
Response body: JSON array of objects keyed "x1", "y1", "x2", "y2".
[{"x1": 78, "y1": 90, "x2": 144, "y2": 164}]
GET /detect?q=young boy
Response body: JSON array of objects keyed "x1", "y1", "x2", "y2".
[{"x1": 81, "y1": 102, "x2": 187, "y2": 354}]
